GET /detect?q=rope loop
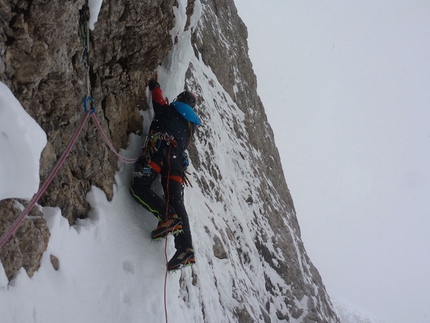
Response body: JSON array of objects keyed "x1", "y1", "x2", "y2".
[
  {"x1": 91, "y1": 113, "x2": 138, "y2": 164},
  {"x1": 0, "y1": 110, "x2": 92, "y2": 248}
]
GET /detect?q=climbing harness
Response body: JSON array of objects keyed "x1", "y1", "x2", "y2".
[
  {"x1": 148, "y1": 131, "x2": 178, "y2": 149},
  {"x1": 133, "y1": 131, "x2": 178, "y2": 178}
]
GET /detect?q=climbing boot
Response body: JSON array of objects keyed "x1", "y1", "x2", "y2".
[
  {"x1": 151, "y1": 215, "x2": 182, "y2": 240},
  {"x1": 167, "y1": 248, "x2": 195, "y2": 271}
]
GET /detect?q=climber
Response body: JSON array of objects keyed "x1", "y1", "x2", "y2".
[{"x1": 129, "y1": 78, "x2": 201, "y2": 271}]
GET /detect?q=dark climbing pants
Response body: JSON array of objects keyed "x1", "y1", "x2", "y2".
[{"x1": 129, "y1": 145, "x2": 193, "y2": 251}]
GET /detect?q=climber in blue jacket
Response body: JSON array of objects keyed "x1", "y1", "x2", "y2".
[{"x1": 130, "y1": 78, "x2": 201, "y2": 271}]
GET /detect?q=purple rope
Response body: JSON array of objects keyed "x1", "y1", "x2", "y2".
[
  {"x1": 0, "y1": 110, "x2": 92, "y2": 248},
  {"x1": 91, "y1": 114, "x2": 138, "y2": 164}
]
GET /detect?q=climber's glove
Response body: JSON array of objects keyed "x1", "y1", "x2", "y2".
[{"x1": 148, "y1": 79, "x2": 160, "y2": 91}]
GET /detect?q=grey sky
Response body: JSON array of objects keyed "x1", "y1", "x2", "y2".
[{"x1": 235, "y1": 1, "x2": 430, "y2": 322}]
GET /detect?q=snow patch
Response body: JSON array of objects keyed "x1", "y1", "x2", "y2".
[
  {"x1": 0, "y1": 82, "x2": 46, "y2": 200},
  {"x1": 88, "y1": 0, "x2": 103, "y2": 30}
]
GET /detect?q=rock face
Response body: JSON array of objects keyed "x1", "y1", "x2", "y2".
[
  {"x1": 1, "y1": 0, "x2": 339, "y2": 322},
  {"x1": 0, "y1": 199, "x2": 50, "y2": 280},
  {"x1": 0, "y1": 0, "x2": 176, "y2": 279}
]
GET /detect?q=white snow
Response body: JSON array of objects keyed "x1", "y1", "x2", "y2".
[
  {"x1": 0, "y1": 82, "x2": 46, "y2": 200},
  {"x1": 332, "y1": 298, "x2": 384, "y2": 323},
  {"x1": 88, "y1": 0, "x2": 103, "y2": 30}
]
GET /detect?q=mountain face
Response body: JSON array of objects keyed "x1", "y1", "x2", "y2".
[{"x1": 1, "y1": 0, "x2": 339, "y2": 322}]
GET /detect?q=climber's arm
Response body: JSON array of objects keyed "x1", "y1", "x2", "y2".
[{"x1": 151, "y1": 86, "x2": 166, "y2": 106}]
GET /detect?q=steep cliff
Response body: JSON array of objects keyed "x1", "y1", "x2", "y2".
[
  {"x1": 1, "y1": 0, "x2": 339, "y2": 322},
  {"x1": 182, "y1": 1, "x2": 338, "y2": 321}
]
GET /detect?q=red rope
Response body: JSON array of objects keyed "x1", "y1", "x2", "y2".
[
  {"x1": 91, "y1": 114, "x2": 138, "y2": 164},
  {"x1": 0, "y1": 109, "x2": 92, "y2": 248},
  {"x1": 163, "y1": 144, "x2": 172, "y2": 323}
]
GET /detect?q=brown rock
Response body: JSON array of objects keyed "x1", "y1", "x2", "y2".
[
  {"x1": 50, "y1": 254, "x2": 59, "y2": 271},
  {"x1": 0, "y1": 199, "x2": 50, "y2": 280}
]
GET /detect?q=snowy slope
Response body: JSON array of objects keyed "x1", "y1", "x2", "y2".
[{"x1": 0, "y1": 1, "x2": 338, "y2": 322}]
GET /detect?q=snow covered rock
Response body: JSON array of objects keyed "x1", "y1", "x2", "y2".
[{"x1": 0, "y1": 0, "x2": 339, "y2": 322}]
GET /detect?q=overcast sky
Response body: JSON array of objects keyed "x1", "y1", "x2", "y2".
[{"x1": 234, "y1": 1, "x2": 430, "y2": 322}]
